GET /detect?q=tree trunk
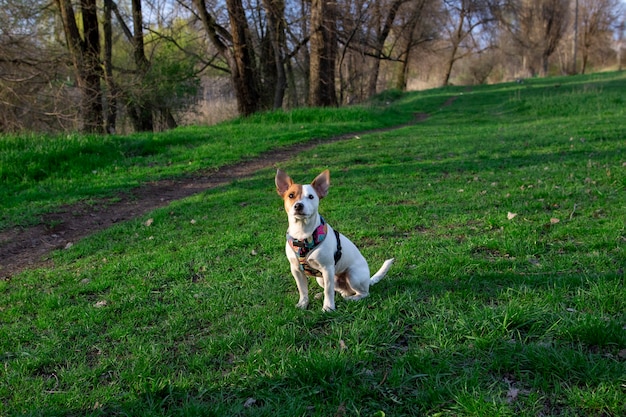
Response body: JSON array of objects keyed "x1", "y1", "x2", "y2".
[
  {"x1": 309, "y1": 0, "x2": 337, "y2": 107},
  {"x1": 130, "y1": 0, "x2": 153, "y2": 131},
  {"x1": 442, "y1": 2, "x2": 466, "y2": 86},
  {"x1": 194, "y1": 0, "x2": 260, "y2": 116},
  {"x1": 368, "y1": 0, "x2": 406, "y2": 97},
  {"x1": 227, "y1": 0, "x2": 261, "y2": 115},
  {"x1": 103, "y1": 0, "x2": 117, "y2": 133},
  {"x1": 262, "y1": 0, "x2": 287, "y2": 109},
  {"x1": 55, "y1": 0, "x2": 104, "y2": 133}
]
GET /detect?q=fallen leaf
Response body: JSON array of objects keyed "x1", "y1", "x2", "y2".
[
  {"x1": 339, "y1": 339, "x2": 348, "y2": 350},
  {"x1": 190, "y1": 219, "x2": 196, "y2": 224},
  {"x1": 64, "y1": 242, "x2": 73, "y2": 250},
  {"x1": 144, "y1": 218, "x2": 154, "y2": 227},
  {"x1": 243, "y1": 398, "x2": 256, "y2": 408},
  {"x1": 550, "y1": 218, "x2": 560, "y2": 224},
  {"x1": 94, "y1": 300, "x2": 107, "y2": 308},
  {"x1": 335, "y1": 402, "x2": 347, "y2": 417},
  {"x1": 507, "y1": 212, "x2": 517, "y2": 220},
  {"x1": 506, "y1": 387, "x2": 520, "y2": 403}
]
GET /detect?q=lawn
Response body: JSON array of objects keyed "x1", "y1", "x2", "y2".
[{"x1": 1, "y1": 72, "x2": 625, "y2": 416}]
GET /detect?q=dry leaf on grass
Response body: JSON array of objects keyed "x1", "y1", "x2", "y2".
[
  {"x1": 506, "y1": 387, "x2": 520, "y2": 403},
  {"x1": 507, "y1": 212, "x2": 517, "y2": 220}
]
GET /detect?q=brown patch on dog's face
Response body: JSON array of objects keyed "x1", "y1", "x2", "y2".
[{"x1": 282, "y1": 183, "x2": 303, "y2": 213}]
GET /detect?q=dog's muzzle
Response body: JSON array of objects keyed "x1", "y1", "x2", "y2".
[{"x1": 294, "y1": 202, "x2": 305, "y2": 214}]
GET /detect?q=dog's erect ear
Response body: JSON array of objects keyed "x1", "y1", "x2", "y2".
[
  {"x1": 311, "y1": 170, "x2": 330, "y2": 199},
  {"x1": 275, "y1": 169, "x2": 293, "y2": 197}
]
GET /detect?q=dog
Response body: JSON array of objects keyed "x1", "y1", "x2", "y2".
[{"x1": 275, "y1": 169, "x2": 394, "y2": 311}]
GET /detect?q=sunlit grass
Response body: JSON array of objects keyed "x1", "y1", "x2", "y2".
[
  {"x1": 0, "y1": 71, "x2": 625, "y2": 416},
  {"x1": 0, "y1": 103, "x2": 414, "y2": 230}
]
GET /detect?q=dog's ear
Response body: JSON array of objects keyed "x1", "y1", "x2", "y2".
[
  {"x1": 311, "y1": 170, "x2": 330, "y2": 199},
  {"x1": 275, "y1": 169, "x2": 293, "y2": 197}
]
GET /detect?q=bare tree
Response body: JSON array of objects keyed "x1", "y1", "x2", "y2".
[
  {"x1": 389, "y1": 0, "x2": 438, "y2": 90},
  {"x1": 262, "y1": 0, "x2": 288, "y2": 108},
  {"x1": 4, "y1": 0, "x2": 626, "y2": 133},
  {"x1": 130, "y1": 0, "x2": 154, "y2": 131},
  {"x1": 0, "y1": 0, "x2": 74, "y2": 132},
  {"x1": 440, "y1": 0, "x2": 494, "y2": 85},
  {"x1": 616, "y1": 19, "x2": 625, "y2": 71},
  {"x1": 193, "y1": 0, "x2": 261, "y2": 115},
  {"x1": 54, "y1": 0, "x2": 105, "y2": 133},
  {"x1": 366, "y1": 0, "x2": 409, "y2": 96},
  {"x1": 578, "y1": 0, "x2": 623, "y2": 74},
  {"x1": 309, "y1": 0, "x2": 338, "y2": 106},
  {"x1": 492, "y1": 0, "x2": 570, "y2": 76},
  {"x1": 102, "y1": 0, "x2": 118, "y2": 133}
]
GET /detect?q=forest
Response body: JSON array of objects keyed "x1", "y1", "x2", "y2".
[{"x1": 1, "y1": 0, "x2": 624, "y2": 134}]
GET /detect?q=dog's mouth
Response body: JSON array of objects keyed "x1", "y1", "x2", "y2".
[
  {"x1": 292, "y1": 208, "x2": 312, "y2": 219},
  {"x1": 293, "y1": 210, "x2": 309, "y2": 219}
]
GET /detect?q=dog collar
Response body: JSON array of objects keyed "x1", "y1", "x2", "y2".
[{"x1": 287, "y1": 217, "x2": 342, "y2": 277}]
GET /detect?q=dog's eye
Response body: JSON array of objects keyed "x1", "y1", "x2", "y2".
[
  {"x1": 288, "y1": 192, "x2": 295, "y2": 199},
  {"x1": 308, "y1": 194, "x2": 315, "y2": 200}
]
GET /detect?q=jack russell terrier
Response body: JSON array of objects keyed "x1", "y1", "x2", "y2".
[{"x1": 275, "y1": 169, "x2": 394, "y2": 311}]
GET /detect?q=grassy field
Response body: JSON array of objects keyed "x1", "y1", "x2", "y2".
[
  {"x1": 0, "y1": 102, "x2": 414, "y2": 230},
  {"x1": 1, "y1": 72, "x2": 625, "y2": 416}
]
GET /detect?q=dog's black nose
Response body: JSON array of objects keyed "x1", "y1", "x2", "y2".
[{"x1": 294, "y1": 202, "x2": 304, "y2": 213}]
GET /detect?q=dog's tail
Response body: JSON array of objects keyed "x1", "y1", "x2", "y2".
[{"x1": 370, "y1": 258, "x2": 394, "y2": 285}]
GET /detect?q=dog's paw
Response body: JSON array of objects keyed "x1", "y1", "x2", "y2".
[
  {"x1": 338, "y1": 291, "x2": 356, "y2": 299},
  {"x1": 296, "y1": 298, "x2": 309, "y2": 309},
  {"x1": 322, "y1": 303, "x2": 336, "y2": 312},
  {"x1": 345, "y1": 294, "x2": 367, "y2": 301}
]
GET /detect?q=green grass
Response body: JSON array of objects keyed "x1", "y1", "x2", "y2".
[
  {"x1": 1, "y1": 71, "x2": 625, "y2": 416},
  {"x1": 0, "y1": 105, "x2": 414, "y2": 230}
]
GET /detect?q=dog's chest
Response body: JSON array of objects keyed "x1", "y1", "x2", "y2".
[{"x1": 287, "y1": 220, "x2": 328, "y2": 277}]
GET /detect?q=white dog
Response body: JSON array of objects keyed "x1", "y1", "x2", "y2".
[{"x1": 275, "y1": 169, "x2": 394, "y2": 311}]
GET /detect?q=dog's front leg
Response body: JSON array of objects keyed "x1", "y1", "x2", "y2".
[
  {"x1": 320, "y1": 267, "x2": 336, "y2": 312},
  {"x1": 290, "y1": 266, "x2": 309, "y2": 309}
]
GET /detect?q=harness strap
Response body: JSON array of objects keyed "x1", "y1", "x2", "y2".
[
  {"x1": 333, "y1": 229, "x2": 342, "y2": 264},
  {"x1": 287, "y1": 217, "x2": 343, "y2": 277}
]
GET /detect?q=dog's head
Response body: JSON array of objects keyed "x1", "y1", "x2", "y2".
[{"x1": 275, "y1": 169, "x2": 330, "y2": 220}]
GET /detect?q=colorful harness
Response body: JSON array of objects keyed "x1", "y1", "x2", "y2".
[{"x1": 287, "y1": 217, "x2": 342, "y2": 277}]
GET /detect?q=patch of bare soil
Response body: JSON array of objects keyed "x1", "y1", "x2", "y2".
[{"x1": 0, "y1": 112, "x2": 432, "y2": 279}]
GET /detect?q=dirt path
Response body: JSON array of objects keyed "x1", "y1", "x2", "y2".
[{"x1": 0, "y1": 112, "x2": 435, "y2": 279}]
